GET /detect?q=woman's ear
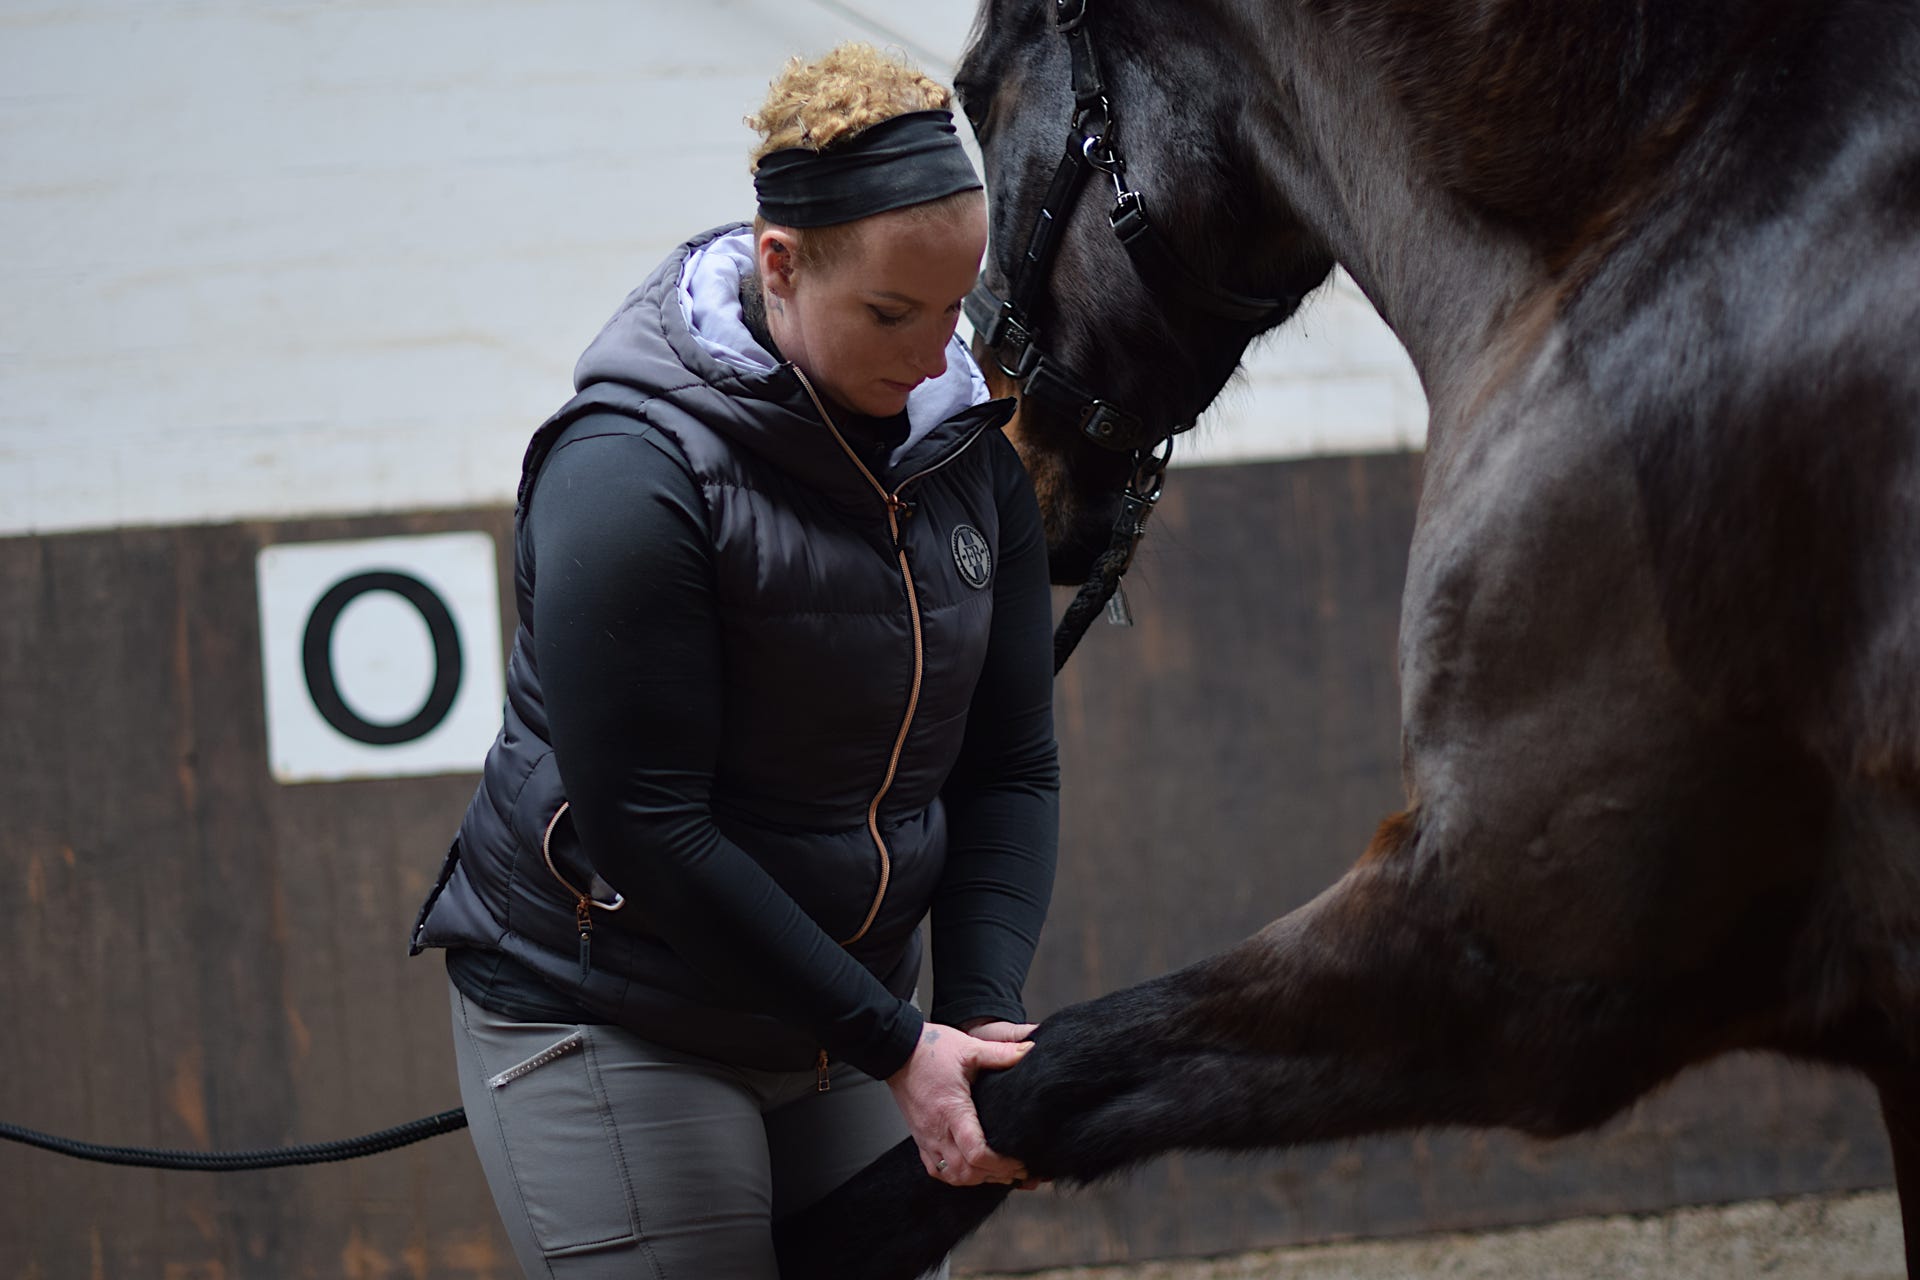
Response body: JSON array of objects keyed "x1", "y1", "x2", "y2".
[{"x1": 758, "y1": 228, "x2": 801, "y2": 300}]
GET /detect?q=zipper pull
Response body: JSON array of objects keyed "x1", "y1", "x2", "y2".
[
  {"x1": 575, "y1": 896, "x2": 593, "y2": 980},
  {"x1": 815, "y1": 1049, "x2": 831, "y2": 1093},
  {"x1": 884, "y1": 495, "x2": 913, "y2": 555}
]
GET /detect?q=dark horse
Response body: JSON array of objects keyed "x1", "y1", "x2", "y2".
[{"x1": 777, "y1": 0, "x2": 1920, "y2": 1276}]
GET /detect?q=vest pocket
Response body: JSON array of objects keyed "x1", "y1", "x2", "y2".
[
  {"x1": 484, "y1": 1026, "x2": 641, "y2": 1257},
  {"x1": 407, "y1": 837, "x2": 461, "y2": 955}
]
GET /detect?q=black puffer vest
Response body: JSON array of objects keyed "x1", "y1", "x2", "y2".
[{"x1": 411, "y1": 224, "x2": 1018, "y2": 1069}]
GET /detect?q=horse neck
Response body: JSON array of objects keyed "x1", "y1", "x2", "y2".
[
  {"x1": 1234, "y1": 0, "x2": 1831, "y2": 395},
  {"x1": 1234, "y1": 14, "x2": 1538, "y2": 409}
]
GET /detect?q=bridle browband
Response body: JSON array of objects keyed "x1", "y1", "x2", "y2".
[{"x1": 963, "y1": 0, "x2": 1301, "y2": 670}]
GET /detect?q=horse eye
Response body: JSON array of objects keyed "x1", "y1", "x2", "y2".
[{"x1": 954, "y1": 83, "x2": 990, "y2": 135}]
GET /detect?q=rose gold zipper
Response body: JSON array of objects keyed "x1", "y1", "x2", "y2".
[
  {"x1": 791, "y1": 367, "x2": 989, "y2": 947},
  {"x1": 540, "y1": 801, "x2": 626, "y2": 977}
]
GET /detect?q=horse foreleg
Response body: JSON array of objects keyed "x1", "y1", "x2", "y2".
[
  {"x1": 777, "y1": 812, "x2": 1687, "y2": 1280},
  {"x1": 1879, "y1": 1077, "x2": 1920, "y2": 1275},
  {"x1": 976, "y1": 829, "x2": 1682, "y2": 1181}
]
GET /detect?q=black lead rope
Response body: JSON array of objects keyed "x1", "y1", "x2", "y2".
[{"x1": 0, "y1": 1108, "x2": 469, "y2": 1171}]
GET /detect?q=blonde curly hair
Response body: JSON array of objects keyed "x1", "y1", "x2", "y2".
[
  {"x1": 746, "y1": 42, "x2": 953, "y2": 169},
  {"x1": 746, "y1": 43, "x2": 974, "y2": 271}
]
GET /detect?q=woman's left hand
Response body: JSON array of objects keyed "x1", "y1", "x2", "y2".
[
  {"x1": 886, "y1": 1021, "x2": 1034, "y2": 1186},
  {"x1": 958, "y1": 1019, "x2": 1049, "y2": 1190}
]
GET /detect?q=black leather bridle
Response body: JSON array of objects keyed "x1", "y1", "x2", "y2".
[{"x1": 963, "y1": 0, "x2": 1301, "y2": 669}]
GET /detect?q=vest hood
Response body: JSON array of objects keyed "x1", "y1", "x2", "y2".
[{"x1": 571, "y1": 224, "x2": 1005, "y2": 507}]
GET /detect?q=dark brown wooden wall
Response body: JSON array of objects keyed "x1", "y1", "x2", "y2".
[{"x1": 0, "y1": 454, "x2": 1891, "y2": 1278}]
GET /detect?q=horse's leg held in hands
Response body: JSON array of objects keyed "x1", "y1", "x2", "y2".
[{"x1": 775, "y1": 808, "x2": 1716, "y2": 1280}]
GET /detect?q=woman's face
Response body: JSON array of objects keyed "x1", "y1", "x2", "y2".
[{"x1": 760, "y1": 198, "x2": 989, "y2": 419}]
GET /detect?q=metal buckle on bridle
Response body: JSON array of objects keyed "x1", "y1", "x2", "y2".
[
  {"x1": 1114, "y1": 434, "x2": 1173, "y2": 575},
  {"x1": 1078, "y1": 400, "x2": 1132, "y2": 448},
  {"x1": 1108, "y1": 188, "x2": 1148, "y2": 239},
  {"x1": 1077, "y1": 110, "x2": 1132, "y2": 207},
  {"x1": 981, "y1": 297, "x2": 1039, "y2": 381}
]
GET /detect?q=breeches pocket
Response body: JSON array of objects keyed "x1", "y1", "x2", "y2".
[{"x1": 485, "y1": 1028, "x2": 640, "y2": 1257}]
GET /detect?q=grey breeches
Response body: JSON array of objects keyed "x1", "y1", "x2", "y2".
[{"x1": 449, "y1": 979, "x2": 948, "y2": 1279}]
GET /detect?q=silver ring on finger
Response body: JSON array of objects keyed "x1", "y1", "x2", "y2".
[{"x1": 937, "y1": 1158, "x2": 948, "y2": 1171}]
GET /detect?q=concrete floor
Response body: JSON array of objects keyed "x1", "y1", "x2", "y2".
[{"x1": 976, "y1": 1190, "x2": 1905, "y2": 1280}]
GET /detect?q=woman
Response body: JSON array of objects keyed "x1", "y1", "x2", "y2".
[{"x1": 408, "y1": 43, "x2": 1059, "y2": 1279}]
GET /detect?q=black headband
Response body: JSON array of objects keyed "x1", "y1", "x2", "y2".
[{"x1": 753, "y1": 109, "x2": 982, "y2": 228}]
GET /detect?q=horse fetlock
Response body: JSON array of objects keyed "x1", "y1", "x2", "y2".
[
  {"x1": 971, "y1": 1038, "x2": 1164, "y2": 1177},
  {"x1": 974, "y1": 1043, "x2": 1107, "y2": 1171}
]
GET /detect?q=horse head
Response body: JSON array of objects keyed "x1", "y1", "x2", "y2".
[{"x1": 956, "y1": 0, "x2": 1334, "y2": 583}]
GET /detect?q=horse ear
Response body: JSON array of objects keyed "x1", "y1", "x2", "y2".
[{"x1": 759, "y1": 227, "x2": 802, "y2": 297}]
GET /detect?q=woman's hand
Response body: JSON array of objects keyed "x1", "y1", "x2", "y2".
[
  {"x1": 960, "y1": 1018, "x2": 1038, "y2": 1043},
  {"x1": 886, "y1": 1021, "x2": 1034, "y2": 1186}
]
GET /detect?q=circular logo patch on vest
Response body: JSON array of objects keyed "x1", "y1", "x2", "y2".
[{"x1": 951, "y1": 524, "x2": 992, "y2": 589}]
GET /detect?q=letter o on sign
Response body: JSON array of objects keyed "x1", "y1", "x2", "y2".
[
  {"x1": 301, "y1": 571, "x2": 463, "y2": 745},
  {"x1": 257, "y1": 533, "x2": 505, "y2": 783}
]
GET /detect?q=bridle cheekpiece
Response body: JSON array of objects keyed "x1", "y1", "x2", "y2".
[{"x1": 963, "y1": 0, "x2": 1301, "y2": 669}]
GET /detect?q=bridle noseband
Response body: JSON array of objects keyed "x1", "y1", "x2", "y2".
[{"x1": 964, "y1": 0, "x2": 1301, "y2": 670}]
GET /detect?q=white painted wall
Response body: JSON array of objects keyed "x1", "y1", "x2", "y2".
[{"x1": 0, "y1": 0, "x2": 1424, "y2": 537}]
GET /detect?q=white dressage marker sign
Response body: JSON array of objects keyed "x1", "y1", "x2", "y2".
[{"x1": 256, "y1": 532, "x2": 504, "y2": 783}]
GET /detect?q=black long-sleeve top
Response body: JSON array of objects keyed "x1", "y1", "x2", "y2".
[{"x1": 450, "y1": 411, "x2": 1059, "y2": 1079}]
